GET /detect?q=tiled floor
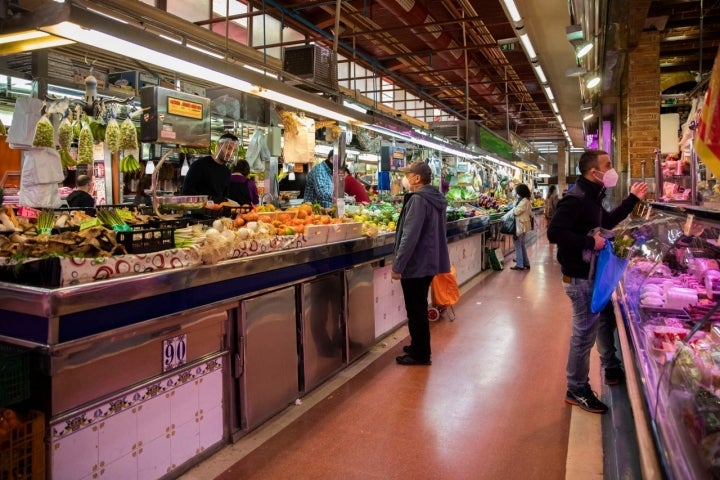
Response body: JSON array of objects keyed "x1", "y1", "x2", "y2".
[{"x1": 181, "y1": 234, "x2": 605, "y2": 480}]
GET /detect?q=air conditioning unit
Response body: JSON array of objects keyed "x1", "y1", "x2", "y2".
[
  {"x1": 283, "y1": 45, "x2": 338, "y2": 92},
  {"x1": 429, "y1": 121, "x2": 466, "y2": 142}
]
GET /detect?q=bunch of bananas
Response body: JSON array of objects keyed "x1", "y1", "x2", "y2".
[{"x1": 120, "y1": 154, "x2": 141, "y2": 173}]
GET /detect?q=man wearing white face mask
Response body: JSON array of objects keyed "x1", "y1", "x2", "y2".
[
  {"x1": 548, "y1": 149, "x2": 648, "y2": 414},
  {"x1": 392, "y1": 161, "x2": 451, "y2": 366}
]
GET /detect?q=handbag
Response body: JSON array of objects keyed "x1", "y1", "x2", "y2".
[{"x1": 499, "y1": 215, "x2": 516, "y2": 235}]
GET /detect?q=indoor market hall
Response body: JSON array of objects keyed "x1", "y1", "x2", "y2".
[{"x1": 180, "y1": 232, "x2": 624, "y2": 480}]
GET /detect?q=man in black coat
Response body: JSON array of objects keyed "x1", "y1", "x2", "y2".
[{"x1": 547, "y1": 149, "x2": 648, "y2": 414}]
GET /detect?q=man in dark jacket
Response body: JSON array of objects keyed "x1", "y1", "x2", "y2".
[
  {"x1": 392, "y1": 161, "x2": 451, "y2": 366},
  {"x1": 547, "y1": 149, "x2": 648, "y2": 413},
  {"x1": 66, "y1": 175, "x2": 95, "y2": 208},
  {"x1": 182, "y1": 132, "x2": 238, "y2": 203}
]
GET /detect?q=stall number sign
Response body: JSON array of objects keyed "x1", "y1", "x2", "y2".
[{"x1": 163, "y1": 334, "x2": 187, "y2": 372}]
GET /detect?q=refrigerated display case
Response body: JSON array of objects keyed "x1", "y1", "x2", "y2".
[{"x1": 614, "y1": 203, "x2": 720, "y2": 479}]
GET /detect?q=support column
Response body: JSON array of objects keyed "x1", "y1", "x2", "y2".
[
  {"x1": 626, "y1": 31, "x2": 660, "y2": 191},
  {"x1": 557, "y1": 141, "x2": 567, "y2": 192}
]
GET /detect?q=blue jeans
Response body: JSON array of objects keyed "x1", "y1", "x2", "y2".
[
  {"x1": 562, "y1": 276, "x2": 621, "y2": 392},
  {"x1": 514, "y1": 232, "x2": 529, "y2": 268}
]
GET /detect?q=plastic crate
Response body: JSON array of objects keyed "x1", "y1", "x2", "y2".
[
  {"x1": 117, "y1": 226, "x2": 175, "y2": 254},
  {"x1": 0, "y1": 410, "x2": 45, "y2": 480},
  {"x1": 0, "y1": 344, "x2": 30, "y2": 406}
]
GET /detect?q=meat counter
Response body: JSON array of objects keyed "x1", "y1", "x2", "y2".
[{"x1": 614, "y1": 202, "x2": 720, "y2": 480}]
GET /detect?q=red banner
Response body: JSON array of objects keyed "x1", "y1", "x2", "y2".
[{"x1": 695, "y1": 48, "x2": 720, "y2": 179}]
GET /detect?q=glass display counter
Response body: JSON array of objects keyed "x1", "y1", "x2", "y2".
[{"x1": 616, "y1": 202, "x2": 720, "y2": 479}]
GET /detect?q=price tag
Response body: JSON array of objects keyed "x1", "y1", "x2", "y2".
[
  {"x1": 80, "y1": 218, "x2": 100, "y2": 230},
  {"x1": 16, "y1": 206, "x2": 40, "y2": 220},
  {"x1": 116, "y1": 209, "x2": 134, "y2": 221},
  {"x1": 684, "y1": 214, "x2": 695, "y2": 236},
  {"x1": 163, "y1": 333, "x2": 187, "y2": 372}
]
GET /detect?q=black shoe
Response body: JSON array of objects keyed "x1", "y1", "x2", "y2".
[
  {"x1": 523, "y1": 266, "x2": 530, "y2": 270},
  {"x1": 396, "y1": 354, "x2": 431, "y2": 366},
  {"x1": 565, "y1": 386, "x2": 608, "y2": 414},
  {"x1": 605, "y1": 367, "x2": 625, "y2": 385},
  {"x1": 403, "y1": 345, "x2": 413, "y2": 354},
  {"x1": 510, "y1": 266, "x2": 525, "y2": 270}
]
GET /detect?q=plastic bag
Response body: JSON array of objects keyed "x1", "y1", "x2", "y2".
[
  {"x1": 246, "y1": 129, "x2": 270, "y2": 172},
  {"x1": 590, "y1": 242, "x2": 629, "y2": 313},
  {"x1": 499, "y1": 214, "x2": 516, "y2": 235},
  {"x1": 486, "y1": 247, "x2": 504, "y2": 271},
  {"x1": 32, "y1": 116, "x2": 55, "y2": 148},
  {"x1": 19, "y1": 149, "x2": 63, "y2": 208},
  {"x1": 8, "y1": 97, "x2": 44, "y2": 149}
]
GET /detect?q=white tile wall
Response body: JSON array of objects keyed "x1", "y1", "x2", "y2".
[
  {"x1": 374, "y1": 264, "x2": 407, "y2": 337},
  {"x1": 51, "y1": 359, "x2": 224, "y2": 480}
]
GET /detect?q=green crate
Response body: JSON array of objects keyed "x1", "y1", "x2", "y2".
[{"x1": 0, "y1": 344, "x2": 30, "y2": 406}]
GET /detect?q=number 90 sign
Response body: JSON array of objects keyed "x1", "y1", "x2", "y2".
[{"x1": 163, "y1": 334, "x2": 188, "y2": 372}]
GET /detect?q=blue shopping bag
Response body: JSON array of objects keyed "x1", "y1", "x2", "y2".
[{"x1": 591, "y1": 242, "x2": 629, "y2": 313}]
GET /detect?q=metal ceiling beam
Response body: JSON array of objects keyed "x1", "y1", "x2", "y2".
[{"x1": 245, "y1": 0, "x2": 468, "y2": 120}]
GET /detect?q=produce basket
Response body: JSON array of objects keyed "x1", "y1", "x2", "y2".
[
  {"x1": 116, "y1": 225, "x2": 175, "y2": 254},
  {"x1": 0, "y1": 343, "x2": 31, "y2": 406},
  {"x1": 0, "y1": 410, "x2": 45, "y2": 480}
]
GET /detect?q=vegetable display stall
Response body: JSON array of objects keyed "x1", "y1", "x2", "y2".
[{"x1": 0, "y1": 206, "x2": 499, "y2": 480}]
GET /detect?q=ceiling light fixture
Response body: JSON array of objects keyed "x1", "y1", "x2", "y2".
[
  {"x1": 500, "y1": 0, "x2": 523, "y2": 23},
  {"x1": 585, "y1": 75, "x2": 601, "y2": 89},
  {"x1": 583, "y1": 112, "x2": 594, "y2": 121},
  {"x1": 518, "y1": 32, "x2": 537, "y2": 61},
  {"x1": 36, "y1": 4, "x2": 368, "y2": 127},
  {"x1": 543, "y1": 85, "x2": 555, "y2": 101},
  {"x1": 533, "y1": 64, "x2": 547, "y2": 84},
  {"x1": 575, "y1": 41, "x2": 594, "y2": 58}
]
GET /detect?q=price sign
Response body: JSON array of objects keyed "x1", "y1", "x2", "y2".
[
  {"x1": 16, "y1": 206, "x2": 40, "y2": 220},
  {"x1": 162, "y1": 333, "x2": 187, "y2": 372}
]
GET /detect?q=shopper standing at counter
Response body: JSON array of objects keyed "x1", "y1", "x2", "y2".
[
  {"x1": 303, "y1": 150, "x2": 335, "y2": 208},
  {"x1": 392, "y1": 161, "x2": 451, "y2": 366},
  {"x1": 66, "y1": 175, "x2": 95, "y2": 208},
  {"x1": 182, "y1": 132, "x2": 239, "y2": 203},
  {"x1": 547, "y1": 149, "x2": 648, "y2": 414},
  {"x1": 342, "y1": 165, "x2": 370, "y2": 204},
  {"x1": 508, "y1": 183, "x2": 533, "y2": 270}
]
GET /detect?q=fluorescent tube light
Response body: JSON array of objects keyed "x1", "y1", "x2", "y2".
[
  {"x1": 583, "y1": 112, "x2": 594, "y2": 121},
  {"x1": 533, "y1": 64, "x2": 547, "y2": 84},
  {"x1": 518, "y1": 32, "x2": 537, "y2": 61},
  {"x1": 0, "y1": 31, "x2": 53, "y2": 44},
  {"x1": 343, "y1": 100, "x2": 370, "y2": 114},
  {"x1": 501, "y1": 0, "x2": 523, "y2": 23},
  {"x1": 44, "y1": 22, "x2": 254, "y2": 93},
  {"x1": 187, "y1": 43, "x2": 224, "y2": 59},
  {"x1": 543, "y1": 85, "x2": 554, "y2": 101},
  {"x1": 551, "y1": 102, "x2": 559, "y2": 113}
]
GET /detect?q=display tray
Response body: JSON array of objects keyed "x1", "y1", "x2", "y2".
[{"x1": 639, "y1": 305, "x2": 691, "y2": 318}]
